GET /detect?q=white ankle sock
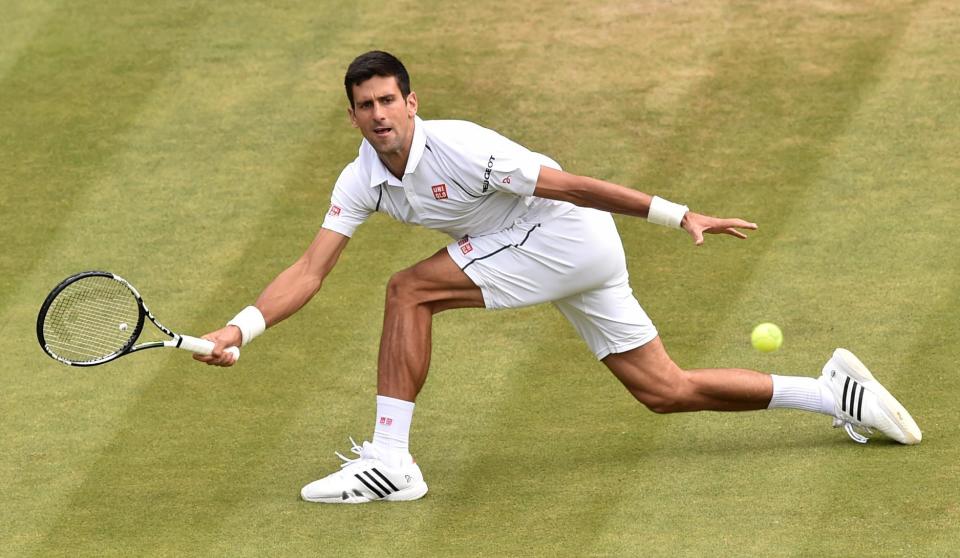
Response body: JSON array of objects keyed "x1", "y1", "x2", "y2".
[
  {"x1": 372, "y1": 395, "x2": 415, "y2": 468},
  {"x1": 768, "y1": 374, "x2": 835, "y2": 416}
]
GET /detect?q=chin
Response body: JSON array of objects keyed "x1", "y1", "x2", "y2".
[{"x1": 373, "y1": 139, "x2": 401, "y2": 154}]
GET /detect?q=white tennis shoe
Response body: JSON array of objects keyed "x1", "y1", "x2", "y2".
[
  {"x1": 819, "y1": 348, "x2": 921, "y2": 445},
  {"x1": 300, "y1": 438, "x2": 428, "y2": 504}
]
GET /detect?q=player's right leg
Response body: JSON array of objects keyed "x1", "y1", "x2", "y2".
[
  {"x1": 375, "y1": 247, "x2": 485, "y2": 402},
  {"x1": 300, "y1": 438, "x2": 428, "y2": 504},
  {"x1": 301, "y1": 248, "x2": 484, "y2": 504}
]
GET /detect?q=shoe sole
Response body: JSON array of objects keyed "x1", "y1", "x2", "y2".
[
  {"x1": 833, "y1": 348, "x2": 922, "y2": 445},
  {"x1": 302, "y1": 481, "x2": 429, "y2": 504}
]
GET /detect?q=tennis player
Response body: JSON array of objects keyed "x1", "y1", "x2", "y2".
[{"x1": 196, "y1": 51, "x2": 921, "y2": 504}]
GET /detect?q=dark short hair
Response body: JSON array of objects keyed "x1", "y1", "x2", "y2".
[{"x1": 344, "y1": 51, "x2": 411, "y2": 108}]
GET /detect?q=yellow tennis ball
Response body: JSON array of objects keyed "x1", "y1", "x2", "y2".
[{"x1": 751, "y1": 323, "x2": 783, "y2": 353}]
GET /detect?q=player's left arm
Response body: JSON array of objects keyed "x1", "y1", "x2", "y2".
[{"x1": 532, "y1": 166, "x2": 757, "y2": 246}]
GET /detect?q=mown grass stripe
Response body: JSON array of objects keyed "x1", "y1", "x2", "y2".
[
  {"x1": 24, "y1": 2, "x2": 468, "y2": 556},
  {"x1": 0, "y1": 1, "x2": 214, "y2": 318},
  {"x1": 794, "y1": 1, "x2": 960, "y2": 553},
  {"x1": 2, "y1": 0, "x2": 956, "y2": 556},
  {"x1": 364, "y1": 2, "x2": 738, "y2": 553},
  {"x1": 1, "y1": 4, "x2": 219, "y2": 556},
  {"x1": 2, "y1": 5, "x2": 356, "y2": 557},
  {"x1": 541, "y1": 3, "x2": 920, "y2": 556},
  {"x1": 0, "y1": 0, "x2": 60, "y2": 81}
]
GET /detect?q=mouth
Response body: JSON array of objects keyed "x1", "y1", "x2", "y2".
[{"x1": 373, "y1": 126, "x2": 392, "y2": 137}]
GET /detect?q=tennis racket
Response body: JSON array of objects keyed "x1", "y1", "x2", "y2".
[{"x1": 37, "y1": 270, "x2": 239, "y2": 367}]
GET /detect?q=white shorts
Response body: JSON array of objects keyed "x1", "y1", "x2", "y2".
[{"x1": 446, "y1": 206, "x2": 658, "y2": 359}]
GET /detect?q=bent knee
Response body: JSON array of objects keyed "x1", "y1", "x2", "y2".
[
  {"x1": 639, "y1": 395, "x2": 687, "y2": 414},
  {"x1": 385, "y1": 268, "x2": 425, "y2": 305}
]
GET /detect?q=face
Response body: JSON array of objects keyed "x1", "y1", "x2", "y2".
[{"x1": 348, "y1": 75, "x2": 418, "y2": 159}]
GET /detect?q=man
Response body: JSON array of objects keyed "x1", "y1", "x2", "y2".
[{"x1": 196, "y1": 51, "x2": 921, "y2": 504}]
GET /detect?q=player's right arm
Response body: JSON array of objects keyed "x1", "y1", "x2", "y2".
[
  {"x1": 197, "y1": 156, "x2": 375, "y2": 366},
  {"x1": 252, "y1": 228, "x2": 350, "y2": 326},
  {"x1": 195, "y1": 228, "x2": 350, "y2": 366}
]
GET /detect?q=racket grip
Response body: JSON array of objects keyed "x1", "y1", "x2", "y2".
[{"x1": 179, "y1": 335, "x2": 241, "y2": 362}]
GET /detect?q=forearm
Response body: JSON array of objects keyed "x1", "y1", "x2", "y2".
[
  {"x1": 533, "y1": 167, "x2": 655, "y2": 218},
  {"x1": 532, "y1": 166, "x2": 756, "y2": 245},
  {"x1": 204, "y1": 230, "x2": 347, "y2": 362}
]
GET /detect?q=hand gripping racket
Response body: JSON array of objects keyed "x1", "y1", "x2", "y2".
[{"x1": 37, "y1": 270, "x2": 239, "y2": 367}]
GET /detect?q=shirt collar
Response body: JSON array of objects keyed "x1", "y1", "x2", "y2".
[{"x1": 368, "y1": 115, "x2": 426, "y2": 188}]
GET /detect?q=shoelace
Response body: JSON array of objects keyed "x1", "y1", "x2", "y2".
[
  {"x1": 833, "y1": 418, "x2": 874, "y2": 444},
  {"x1": 334, "y1": 437, "x2": 367, "y2": 468}
]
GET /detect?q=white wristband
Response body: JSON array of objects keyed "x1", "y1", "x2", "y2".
[
  {"x1": 227, "y1": 306, "x2": 266, "y2": 347},
  {"x1": 647, "y1": 196, "x2": 689, "y2": 228}
]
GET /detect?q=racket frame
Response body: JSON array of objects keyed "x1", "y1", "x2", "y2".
[{"x1": 37, "y1": 270, "x2": 220, "y2": 367}]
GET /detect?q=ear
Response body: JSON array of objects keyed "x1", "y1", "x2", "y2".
[
  {"x1": 406, "y1": 91, "x2": 418, "y2": 118},
  {"x1": 347, "y1": 106, "x2": 358, "y2": 128}
]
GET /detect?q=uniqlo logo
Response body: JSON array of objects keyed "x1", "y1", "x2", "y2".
[
  {"x1": 431, "y1": 183, "x2": 448, "y2": 199},
  {"x1": 379, "y1": 416, "x2": 393, "y2": 426},
  {"x1": 458, "y1": 237, "x2": 473, "y2": 255},
  {"x1": 328, "y1": 205, "x2": 341, "y2": 216}
]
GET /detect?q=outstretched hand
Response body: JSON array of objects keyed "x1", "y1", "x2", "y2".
[{"x1": 681, "y1": 212, "x2": 758, "y2": 246}]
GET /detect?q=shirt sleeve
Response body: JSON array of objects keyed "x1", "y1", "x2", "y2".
[
  {"x1": 449, "y1": 123, "x2": 562, "y2": 197},
  {"x1": 321, "y1": 162, "x2": 374, "y2": 238},
  {"x1": 490, "y1": 149, "x2": 562, "y2": 197}
]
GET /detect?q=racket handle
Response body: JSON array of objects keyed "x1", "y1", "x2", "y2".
[{"x1": 179, "y1": 335, "x2": 241, "y2": 362}]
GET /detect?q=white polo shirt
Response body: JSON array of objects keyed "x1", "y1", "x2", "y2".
[{"x1": 321, "y1": 116, "x2": 574, "y2": 239}]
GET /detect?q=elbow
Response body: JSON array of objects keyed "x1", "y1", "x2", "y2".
[{"x1": 536, "y1": 170, "x2": 590, "y2": 205}]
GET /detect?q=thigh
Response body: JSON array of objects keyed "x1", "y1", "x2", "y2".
[
  {"x1": 396, "y1": 247, "x2": 486, "y2": 311},
  {"x1": 553, "y1": 271, "x2": 659, "y2": 360}
]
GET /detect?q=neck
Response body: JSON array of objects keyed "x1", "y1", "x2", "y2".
[{"x1": 380, "y1": 152, "x2": 407, "y2": 181}]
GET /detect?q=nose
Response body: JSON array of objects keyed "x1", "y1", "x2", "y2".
[{"x1": 371, "y1": 101, "x2": 385, "y2": 121}]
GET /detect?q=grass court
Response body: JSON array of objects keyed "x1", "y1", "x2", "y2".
[{"x1": 2, "y1": 1, "x2": 958, "y2": 556}]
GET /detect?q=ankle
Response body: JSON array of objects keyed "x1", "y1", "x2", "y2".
[{"x1": 372, "y1": 395, "x2": 415, "y2": 467}]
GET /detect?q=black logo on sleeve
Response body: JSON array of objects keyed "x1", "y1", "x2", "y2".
[{"x1": 481, "y1": 155, "x2": 496, "y2": 193}]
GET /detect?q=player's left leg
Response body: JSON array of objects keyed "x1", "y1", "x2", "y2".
[
  {"x1": 538, "y1": 211, "x2": 921, "y2": 445},
  {"x1": 602, "y1": 337, "x2": 773, "y2": 412},
  {"x1": 602, "y1": 338, "x2": 921, "y2": 444}
]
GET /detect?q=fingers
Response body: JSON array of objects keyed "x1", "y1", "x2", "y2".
[
  {"x1": 222, "y1": 348, "x2": 239, "y2": 366},
  {"x1": 708, "y1": 218, "x2": 757, "y2": 240},
  {"x1": 727, "y1": 218, "x2": 758, "y2": 230},
  {"x1": 725, "y1": 227, "x2": 748, "y2": 239},
  {"x1": 189, "y1": 326, "x2": 243, "y2": 367},
  {"x1": 191, "y1": 337, "x2": 238, "y2": 367},
  {"x1": 207, "y1": 345, "x2": 238, "y2": 367},
  {"x1": 192, "y1": 351, "x2": 235, "y2": 366},
  {"x1": 687, "y1": 216, "x2": 757, "y2": 245}
]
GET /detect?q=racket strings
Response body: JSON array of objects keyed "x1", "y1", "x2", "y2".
[{"x1": 42, "y1": 276, "x2": 141, "y2": 362}]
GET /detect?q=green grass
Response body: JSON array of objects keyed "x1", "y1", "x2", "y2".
[{"x1": 2, "y1": 1, "x2": 959, "y2": 556}]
